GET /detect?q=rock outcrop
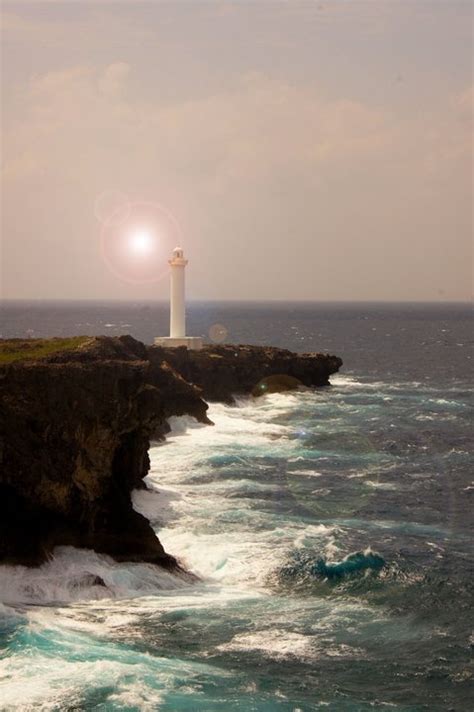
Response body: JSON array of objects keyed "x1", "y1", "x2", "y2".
[
  {"x1": 0, "y1": 336, "x2": 209, "y2": 567},
  {"x1": 149, "y1": 344, "x2": 342, "y2": 403},
  {"x1": 0, "y1": 336, "x2": 341, "y2": 567}
]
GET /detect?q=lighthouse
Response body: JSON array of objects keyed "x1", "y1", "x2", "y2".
[
  {"x1": 169, "y1": 247, "x2": 187, "y2": 338},
  {"x1": 154, "y1": 247, "x2": 203, "y2": 350}
]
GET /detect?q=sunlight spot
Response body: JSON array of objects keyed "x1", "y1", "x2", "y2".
[{"x1": 129, "y1": 228, "x2": 155, "y2": 256}]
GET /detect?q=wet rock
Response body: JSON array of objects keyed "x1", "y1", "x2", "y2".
[
  {"x1": 72, "y1": 573, "x2": 108, "y2": 589},
  {"x1": 252, "y1": 374, "x2": 303, "y2": 397}
]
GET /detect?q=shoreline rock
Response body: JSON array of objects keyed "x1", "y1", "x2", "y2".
[
  {"x1": 0, "y1": 336, "x2": 342, "y2": 568},
  {"x1": 149, "y1": 343, "x2": 342, "y2": 403},
  {"x1": 0, "y1": 336, "x2": 209, "y2": 568}
]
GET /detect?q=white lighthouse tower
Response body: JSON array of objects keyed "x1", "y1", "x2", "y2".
[
  {"x1": 154, "y1": 247, "x2": 203, "y2": 350},
  {"x1": 169, "y1": 247, "x2": 187, "y2": 338}
]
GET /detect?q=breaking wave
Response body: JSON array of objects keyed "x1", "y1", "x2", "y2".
[{"x1": 1, "y1": 374, "x2": 472, "y2": 710}]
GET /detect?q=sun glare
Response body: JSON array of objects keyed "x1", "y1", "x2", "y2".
[{"x1": 129, "y1": 228, "x2": 155, "y2": 255}]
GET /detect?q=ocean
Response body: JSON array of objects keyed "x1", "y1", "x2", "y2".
[{"x1": 0, "y1": 301, "x2": 472, "y2": 711}]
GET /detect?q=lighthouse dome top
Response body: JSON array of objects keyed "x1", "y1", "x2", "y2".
[{"x1": 169, "y1": 246, "x2": 188, "y2": 267}]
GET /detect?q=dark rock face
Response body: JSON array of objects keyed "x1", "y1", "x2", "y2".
[
  {"x1": 0, "y1": 336, "x2": 209, "y2": 567},
  {"x1": 149, "y1": 344, "x2": 342, "y2": 403},
  {"x1": 0, "y1": 336, "x2": 341, "y2": 568},
  {"x1": 252, "y1": 374, "x2": 303, "y2": 397}
]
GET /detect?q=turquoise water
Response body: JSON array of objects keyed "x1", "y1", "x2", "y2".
[{"x1": 0, "y1": 303, "x2": 472, "y2": 710}]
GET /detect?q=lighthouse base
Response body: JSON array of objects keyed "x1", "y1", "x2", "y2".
[{"x1": 153, "y1": 336, "x2": 203, "y2": 351}]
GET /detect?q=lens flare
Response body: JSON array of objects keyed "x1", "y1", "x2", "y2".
[
  {"x1": 100, "y1": 200, "x2": 182, "y2": 284},
  {"x1": 129, "y1": 229, "x2": 156, "y2": 256},
  {"x1": 94, "y1": 190, "x2": 131, "y2": 227},
  {"x1": 209, "y1": 323, "x2": 228, "y2": 343}
]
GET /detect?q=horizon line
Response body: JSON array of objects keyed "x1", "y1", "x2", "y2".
[{"x1": 1, "y1": 297, "x2": 472, "y2": 306}]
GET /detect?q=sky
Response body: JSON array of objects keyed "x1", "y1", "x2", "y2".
[{"x1": 1, "y1": 0, "x2": 472, "y2": 301}]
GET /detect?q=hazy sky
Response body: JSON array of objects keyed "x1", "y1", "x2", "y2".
[{"x1": 1, "y1": 0, "x2": 472, "y2": 301}]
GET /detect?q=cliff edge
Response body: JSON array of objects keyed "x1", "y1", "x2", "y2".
[
  {"x1": 0, "y1": 336, "x2": 342, "y2": 567},
  {"x1": 149, "y1": 343, "x2": 342, "y2": 403},
  {"x1": 0, "y1": 335, "x2": 209, "y2": 567}
]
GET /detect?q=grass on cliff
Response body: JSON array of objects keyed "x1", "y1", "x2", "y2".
[{"x1": 0, "y1": 336, "x2": 90, "y2": 364}]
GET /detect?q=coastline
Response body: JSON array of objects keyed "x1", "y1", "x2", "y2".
[{"x1": 0, "y1": 335, "x2": 342, "y2": 568}]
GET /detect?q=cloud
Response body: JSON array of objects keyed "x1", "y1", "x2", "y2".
[
  {"x1": 98, "y1": 62, "x2": 131, "y2": 98},
  {"x1": 30, "y1": 65, "x2": 94, "y2": 97},
  {"x1": 1, "y1": 66, "x2": 388, "y2": 187},
  {"x1": 3, "y1": 62, "x2": 471, "y2": 261},
  {"x1": 1, "y1": 3, "x2": 471, "y2": 300},
  {"x1": 5, "y1": 62, "x2": 470, "y2": 203},
  {"x1": 455, "y1": 85, "x2": 474, "y2": 121}
]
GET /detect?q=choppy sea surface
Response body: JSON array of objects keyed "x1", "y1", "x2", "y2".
[{"x1": 0, "y1": 301, "x2": 472, "y2": 711}]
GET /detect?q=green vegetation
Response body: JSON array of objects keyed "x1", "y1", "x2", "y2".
[{"x1": 0, "y1": 336, "x2": 91, "y2": 364}]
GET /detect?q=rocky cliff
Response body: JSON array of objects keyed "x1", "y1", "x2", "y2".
[
  {"x1": 0, "y1": 336, "x2": 210, "y2": 568},
  {"x1": 0, "y1": 336, "x2": 341, "y2": 567},
  {"x1": 149, "y1": 343, "x2": 342, "y2": 403}
]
